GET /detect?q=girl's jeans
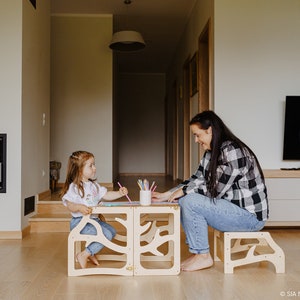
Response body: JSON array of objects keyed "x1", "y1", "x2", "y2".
[
  {"x1": 178, "y1": 193, "x2": 266, "y2": 254},
  {"x1": 70, "y1": 216, "x2": 116, "y2": 256}
]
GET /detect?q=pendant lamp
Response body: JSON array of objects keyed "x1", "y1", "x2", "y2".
[{"x1": 109, "y1": 1, "x2": 146, "y2": 52}]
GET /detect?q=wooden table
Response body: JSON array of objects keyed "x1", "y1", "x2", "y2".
[{"x1": 68, "y1": 202, "x2": 181, "y2": 276}]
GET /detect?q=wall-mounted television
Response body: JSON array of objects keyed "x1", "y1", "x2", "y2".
[{"x1": 283, "y1": 96, "x2": 300, "y2": 160}]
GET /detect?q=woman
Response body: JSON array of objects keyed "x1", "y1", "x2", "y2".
[{"x1": 152, "y1": 111, "x2": 268, "y2": 272}]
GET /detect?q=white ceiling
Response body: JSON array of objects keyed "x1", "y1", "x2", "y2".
[{"x1": 51, "y1": 0, "x2": 198, "y2": 73}]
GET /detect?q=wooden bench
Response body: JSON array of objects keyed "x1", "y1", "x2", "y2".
[{"x1": 213, "y1": 230, "x2": 285, "y2": 273}]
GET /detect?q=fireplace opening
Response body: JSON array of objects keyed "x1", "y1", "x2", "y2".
[
  {"x1": 24, "y1": 196, "x2": 35, "y2": 216},
  {"x1": 0, "y1": 134, "x2": 7, "y2": 193}
]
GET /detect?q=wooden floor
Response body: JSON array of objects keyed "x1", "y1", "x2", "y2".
[{"x1": 1, "y1": 176, "x2": 300, "y2": 300}]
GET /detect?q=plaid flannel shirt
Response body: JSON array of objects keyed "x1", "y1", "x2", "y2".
[{"x1": 176, "y1": 140, "x2": 268, "y2": 221}]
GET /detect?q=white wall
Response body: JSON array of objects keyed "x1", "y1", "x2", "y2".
[
  {"x1": 0, "y1": 0, "x2": 22, "y2": 232},
  {"x1": 167, "y1": 0, "x2": 213, "y2": 84},
  {"x1": 117, "y1": 73, "x2": 166, "y2": 174},
  {"x1": 214, "y1": 0, "x2": 300, "y2": 169},
  {"x1": 22, "y1": 0, "x2": 50, "y2": 229},
  {"x1": 51, "y1": 15, "x2": 113, "y2": 182},
  {"x1": 166, "y1": 0, "x2": 213, "y2": 176},
  {"x1": 0, "y1": 0, "x2": 50, "y2": 234},
  {"x1": 2, "y1": 0, "x2": 299, "y2": 234},
  {"x1": 168, "y1": 0, "x2": 300, "y2": 171}
]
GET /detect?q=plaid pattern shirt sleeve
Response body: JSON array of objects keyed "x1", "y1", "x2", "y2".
[
  {"x1": 180, "y1": 141, "x2": 269, "y2": 221},
  {"x1": 169, "y1": 153, "x2": 208, "y2": 194}
]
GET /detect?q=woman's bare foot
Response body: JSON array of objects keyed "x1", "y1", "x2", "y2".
[
  {"x1": 180, "y1": 254, "x2": 195, "y2": 268},
  {"x1": 88, "y1": 255, "x2": 99, "y2": 266},
  {"x1": 76, "y1": 250, "x2": 90, "y2": 269},
  {"x1": 181, "y1": 253, "x2": 213, "y2": 271}
]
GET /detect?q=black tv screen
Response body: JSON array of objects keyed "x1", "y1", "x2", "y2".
[{"x1": 283, "y1": 96, "x2": 300, "y2": 160}]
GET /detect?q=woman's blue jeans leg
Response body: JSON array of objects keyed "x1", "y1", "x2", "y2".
[
  {"x1": 179, "y1": 194, "x2": 265, "y2": 254},
  {"x1": 70, "y1": 217, "x2": 116, "y2": 256}
]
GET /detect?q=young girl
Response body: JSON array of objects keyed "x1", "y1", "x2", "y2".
[{"x1": 61, "y1": 150, "x2": 129, "y2": 269}]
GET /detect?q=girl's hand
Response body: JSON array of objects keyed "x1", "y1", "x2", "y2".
[
  {"x1": 79, "y1": 204, "x2": 92, "y2": 215},
  {"x1": 65, "y1": 200, "x2": 92, "y2": 215},
  {"x1": 151, "y1": 191, "x2": 172, "y2": 202},
  {"x1": 118, "y1": 186, "x2": 128, "y2": 196}
]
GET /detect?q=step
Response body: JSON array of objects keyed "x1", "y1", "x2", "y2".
[
  {"x1": 37, "y1": 200, "x2": 67, "y2": 214},
  {"x1": 29, "y1": 213, "x2": 70, "y2": 233},
  {"x1": 29, "y1": 213, "x2": 130, "y2": 233}
]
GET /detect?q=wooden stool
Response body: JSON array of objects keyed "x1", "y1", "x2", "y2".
[{"x1": 213, "y1": 230, "x2": 285, "y2": 273}]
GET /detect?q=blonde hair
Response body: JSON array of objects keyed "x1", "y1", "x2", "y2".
[{"x1": 60, "y1": 150, "x2": 97, "y2": 198}]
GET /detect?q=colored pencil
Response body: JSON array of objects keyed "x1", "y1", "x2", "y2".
[
  {"x1": 150, "y1": 181, "x2": 155, "y2": 191},
  {"x1": 117, "y1": 181, "x2": 132, "y2": 203}
]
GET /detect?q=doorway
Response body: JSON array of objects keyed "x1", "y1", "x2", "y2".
[
  {"x1": 197, "y1": 19, "x2": 211, "y2": 160},
  {"x1": 182, "y1": 19, "x2": 212, "y2": 177},
  {"x1": 198, "y1": 20, "x2": 211, "y2": 112}
]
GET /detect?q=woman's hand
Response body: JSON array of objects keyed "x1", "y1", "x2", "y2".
[
  {"x1": 168, "y1": 188, "x2": 184, "y2": 202},
  {"x1": 151, "y1": 191, "x2": 172, "y2": 202},
  {"x1": 152, "y1": 188, "x2": 184, "y2": 203}
]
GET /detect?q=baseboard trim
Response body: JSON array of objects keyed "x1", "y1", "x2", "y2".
[
  {"x1": 0, "y1": 225, "x2": 32, "y2": 240},
  {"x1": 0, "y1": 231, "x2": 22, "y2": 239},
  {"x1": 56, "y1": 182, "x2": 113, "y2": 189},
  {"x1": 38, "y1": 189, "x2": 51, "y2": 200},
  {"x1": 100, "y1": 182, "x2": 114, "y2": 189},
  {"x1": 118, "y1": 173, "x2": 166, "y2": 177},
  {"x1": 22, "y1": 225, "x2": 31, "y2": 238}
]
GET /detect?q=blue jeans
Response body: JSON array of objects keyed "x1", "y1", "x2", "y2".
[
  {"x1": 179, "y1": 193, "x2": 266, "y2": 254},
  {"x1": 70, "y1": 216, "x2": 116, "y2": 256}
]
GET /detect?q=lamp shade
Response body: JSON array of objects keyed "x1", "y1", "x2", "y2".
[{"x1": 109, "y1": 30, "x2": 146, "y2": 51}]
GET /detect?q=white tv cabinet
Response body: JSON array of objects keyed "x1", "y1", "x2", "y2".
[{"x1": 264, "y1": 169, "x2": 300, "y2": 227}]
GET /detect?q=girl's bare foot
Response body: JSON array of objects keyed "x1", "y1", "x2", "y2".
[
  {"x1": 88, "y1": 255, "x2": 99, "y2": 266},
  {"x1": 180, "y1": 254, "x2": 195, "y2": 268},
  {"x1": 76, "y1": 250, "x2": 90, "y2": 269},
  {"x1": 181, "y1": 253, "x2": 213, "y2": 271}
]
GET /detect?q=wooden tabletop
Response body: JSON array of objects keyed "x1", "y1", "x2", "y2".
[{"x1": 263, "y1": 169, "x2": 300, "y2": 178}]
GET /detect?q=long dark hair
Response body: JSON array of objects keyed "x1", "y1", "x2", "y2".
[
  {"x1": 60, "y1": 150, "x2": 97, "y2": 198},
  {"x1": 190, "y1": 110, "x2": 264, "y2": 197}
]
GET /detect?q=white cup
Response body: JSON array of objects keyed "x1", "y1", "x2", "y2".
[{"x1": 139, "y1": 190, "x2": 151, "y2": 206}]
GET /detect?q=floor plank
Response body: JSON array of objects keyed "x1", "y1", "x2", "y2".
[
  {"x1": 1, "y1": 176, "x2": 299, "y2": 299},
  {"x1": 1, "y1": 229, "x2": 299, "y2": 299}
]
